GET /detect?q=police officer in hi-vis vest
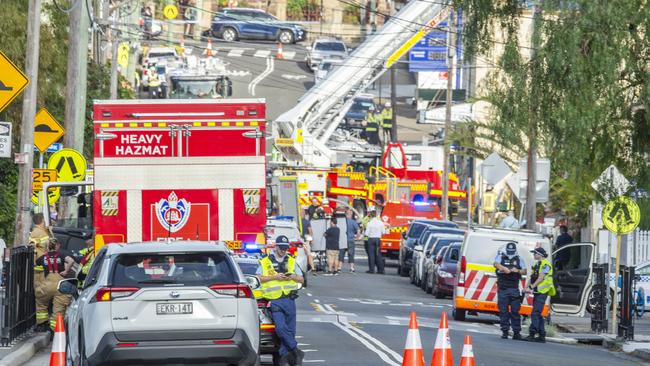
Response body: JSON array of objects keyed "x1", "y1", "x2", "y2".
[
  {"x1": 525, "y1": 247, "x2": 556, "y2": 343},
  {"x1": 494, "y1": 242, "x2": 527, "y2": 340},
  {"x1": 257, "y1": 236, "x2": 305, "y2": 366}
]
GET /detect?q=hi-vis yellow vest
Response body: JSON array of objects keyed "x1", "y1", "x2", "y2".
[
  {"x1": 259, "y1": 256, "x2": 300, "y2": 300},
  {"x1": 483, "y1": 191, "x2": 497, "y2": 213},
  {"x1": 534, "y1": 258, "x2": 556, "y2": 296}
]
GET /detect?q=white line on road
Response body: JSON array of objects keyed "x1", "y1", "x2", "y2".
[
  {"x1": 247, "y1": 57, "x2": 274, "y2": 96},
  {"x1": 227, "y1": 49, "x2": 245, "y2": 57},
  {"x1": 282, "y1": 51, "x2": 296, "y2": 59},
  {"x1": 331, "y1": 322, "x2": 401, "y2": 366},
  {"x1": 253, "y1": 50, "x2": 271, "y2": 58},
  {"x1": 303, "y1": 360, "x2": 325, "y2": 363}
]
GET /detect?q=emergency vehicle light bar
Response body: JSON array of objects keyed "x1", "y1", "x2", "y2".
[{"x1": 129, "y1": 112, "x2": 226, "y2": 118}]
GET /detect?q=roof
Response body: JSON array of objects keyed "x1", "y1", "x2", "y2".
[
  {"x1": 103, "y1": 241, "x2": 228, "y2": 255},
  {"x1": 413, "y1": 219, "x2": 459, "y2": 228}
]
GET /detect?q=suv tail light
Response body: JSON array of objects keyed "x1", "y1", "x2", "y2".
[
  {"x1": 458, "y1": 256, "x2": 467, "y2": 286},
  {"x1": 93, "y1": 287, "x2": 140, "y2": 302},
  {"x1": 210, "y1": 284, "x2": 253, "y2": 298}
]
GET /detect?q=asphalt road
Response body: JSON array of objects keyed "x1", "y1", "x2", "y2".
[{"x1": 24, "y1": 245, "x2": 645, "y2": 366}]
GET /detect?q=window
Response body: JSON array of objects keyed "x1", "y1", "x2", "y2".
[
  {"x1": 111, "y1": 252, "x2": 236, "y2": 287},
  {"x1": 558, "y1": 245, "x2": 592, "y2": 271},
  {"x1": 250, "y1": 11, "x2": 276, "y2": 21},
  {"x1": 83, "y1": 247, "x2": 107, "y2": 290},
  {"x1": 407, "y1": 223, "x2": 427, "y2": 239},
  {"x1": 406, "y1": 154, "x2": 422, "y2": 167},
  {"x1": 314, "y1": 42, "x2": 346, "y2": 52},
  {"x1": 236, "y1": 261, "x2": 259, "y2": 275},
  {"x1": 448, "y1": 247, "x2": 460, "y2": 262},
  {"x1": 637, "y1": 265, "x2": 650, "y2": 276}
]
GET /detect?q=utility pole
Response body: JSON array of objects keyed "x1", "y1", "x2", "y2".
[
  {"x1": 526, "y1": 4, "x2": 541, "y2": 229},
  {"x1": 14, "y1": 0, "x2": 42, "y2": 246},
  {"x1": 441, "y1": 7, "x2": 456, "y2": 221},
  {"x1": 109, "y1": 32, "x2": 120, "y2": 99},
  {"x1": 64, "y1": 0, "x2": 91, "y2": 151}
]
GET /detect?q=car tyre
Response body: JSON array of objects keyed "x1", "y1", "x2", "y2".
[
  {"x1": 272, "y1": 352, "x2": 282, "y2": 366},
  {"x1": 278, "y1": 30, "x2": 294, "y2": 44},
  {"x1": 420, "y1": 271, "x2": 427, "y2": 291},
  {"x1": 399, "y1": 264, "x2": 409, "y2": 277},
  {"x1": 222, "y1": 27, "x2": 238, "y2": 42},
  {"x1": 434, "y1": 286, "x2": 445, "y2": 299},
  {"x1": 452, "y1": 308, "x2": 466, "y2": 321},
  {"x1": 424, "y1": 276, "x2": 432, "y2": 294},
  {"x1": 409, "y1": 266, "x2": 416, "y2": 284}
]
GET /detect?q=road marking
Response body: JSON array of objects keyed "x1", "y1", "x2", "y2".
[
  {"x1": 307, "y1": 292, "x2": 313, "y2": 296},
  {"x1": 283, "y1": 51, "x2": 296, "y2": 60},
  {"x1": 281, "y1": 73, "x2": 307, "y2": 80},
  {"x1": 227, "y1": 49, "x2": 244, "y2": 57},
  {"x1": 248, "y1": 57, "x2": 274, "y2": 96},
  {"x1": 331, "y1": 322, "x2": 401, "y2": 366},
  {"x1": 303, "y1": 360, "x2": 325, "y2": 363},
  {"x1": 253, "y1": 50, "x2": 271, "y2": 58}
]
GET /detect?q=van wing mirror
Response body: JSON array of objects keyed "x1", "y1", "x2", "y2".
[{"x1": 245, "y1": 275, "x2": 261, "y2": 290}]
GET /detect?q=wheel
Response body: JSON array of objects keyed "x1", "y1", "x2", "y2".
[
  {"x1": 434, "y1": 286, "x2": 445, "y2": 299},
  {"x1": 586, "y1": 286, "x2": 614, "y2": 313},
  {"x1": 278, "y1": 30, "x2": 294, "y2": 44},
  {"x1": 420, "y1": 271, "x2": 427, "y2": 291},
  {"x1": 452, "y1": 308, "x2": 466, "y2": 321},
  {"x1": 424, "y1": 276, "x2": 432, "y2": 294},
  {"x1": 409, "y1": 266, "x2": 416, "y2": 284},
  {"x1": 222, "y1": 27, "x2": 238, "y2": 42}
]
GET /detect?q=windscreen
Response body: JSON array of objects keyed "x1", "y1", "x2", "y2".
[
  {"x1": 432, "y1": 239, "x2": 462, "y2": 256},
  {"x1": 352, "y1": 99, "x2": 373, "y2": 111},
  {"x1": 236, "y1": 261, "x2": 259, "y2": 275},
  {"x1": 463, "y1": 237, "x2": 539, "y2": 267},
  {"x1": 112, "y1": 252, "x2": 236, "y2": 287},
  {"x1": 149, "y1": 52, "x2": 175, "y2": 59},
  {"x1": 171, "y1": 80, "x2": 218, "y2": 99},
  {"x1": 315, "y1": 42, "x2": 346, "y2": 52}
]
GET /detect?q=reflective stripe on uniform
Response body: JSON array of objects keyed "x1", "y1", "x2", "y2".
[
  {"x1": 36, "y1": 311, "x2": 49, "y2": 322},
  {"x1": 536, "y1": 258, "x2": 556, "y2": 296}
]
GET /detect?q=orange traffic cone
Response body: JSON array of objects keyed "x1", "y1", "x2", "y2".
[
  {"x1": 49, "y1": 314, "x2": 66, "y2": 366},
  {"x1": 459, "y1": 335, "x2": 475, "y2": 366},
  {"x1": 276, "y1": 42, "x2": 284, "y2": 59},
  {"x1": 402, "y1": 312, "x2": 426, "y2": 366},
  {"x1": 179, "y1": 38, "x2": 186, "y2": 57},
  {"x1": 203, "y1": 39, "x2": 214, "y2": 57},
  {"x1": 430, "y1": 312, "x2": 453, "y2": 366}
]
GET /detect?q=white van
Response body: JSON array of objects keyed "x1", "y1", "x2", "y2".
[{"x1": 453, "y1": 226, "x2": 595, "y2": 321}]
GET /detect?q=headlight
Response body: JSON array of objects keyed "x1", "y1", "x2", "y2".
[{"x1": 437, "y1": 270, "x2": 453, "y2": 278}]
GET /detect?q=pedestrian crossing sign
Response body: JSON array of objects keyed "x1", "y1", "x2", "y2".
[
  {"x1": 47, "y1": 148, "x2": 87, "y2": 182},
  {"x1": 602, "y1": 196, "x2": 640, "y2": 235}
]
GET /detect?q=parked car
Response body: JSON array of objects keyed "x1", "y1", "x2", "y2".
[
  {"x1": 232, "y1": 253, "x2": 282, "y2": 364},
  {"x1": 143, "y1": 47, "x2": 179, "y2": 66},
  {"x1": 59, "y1": 242, "x2": 261, "y2": 366},
  {"x1": 343, "y1": 95, "x2": 375, "y2": 130},
  {"x1": 205, "y1": 8, "x2": 306, "y2": 44},
  {"x1": 414, "y1": 234, "x2": 463, "y2": 289},
  {"x1": 397, "y1": 220, "x2": 462, "y2": 277},
  {"x1": 314, "y1": 58, "x2": 343, "y2": 85},
  {"x1": 306, "y1": 38, "x2": 349, "y2": 70},
  {"x1": 425, "y1": 242, "x2": 462, "y2": 298}
]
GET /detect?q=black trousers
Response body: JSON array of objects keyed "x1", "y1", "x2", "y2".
[{"x1": 367, "y1": 238, "x2": 384, "y2": 273}]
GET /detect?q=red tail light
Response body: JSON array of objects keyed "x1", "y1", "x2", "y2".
[
  {"x1": 117, "y1": 342, "x2": 138, "y2": 347},
  {"x1": 93, "y1": 287, "x2": 139, "y2": 302},
  {"x1": 458, "y1": 256, "x2": 467, "y2": 286},
  {"x1": 213, "y1": 340, "x2": 235, "y2": 345},
  {"x1": 257, "y1": 300, "x2": 270, "y2": 308},
  {"x1": 210, "y1": 284, "x2": 253, "y2": 298},
  {"x1": 143, "y1": 69, "x2": 148, "y2": 75}
]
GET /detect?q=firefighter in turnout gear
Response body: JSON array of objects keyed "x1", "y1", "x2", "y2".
[
  {"x1": 482, "y1": 185, "x2": 497, "y2": 226},
  {"x1": 29, "y1": 213, "x2": 50, "y2": 307},
  {"x1": 34, "y1": 238, "x2": 75, "y2": 331},
  {"x1": 381, "y1": 101, "x2": 393, "y2": 142},
  {"x1": 494, "y1": 242, "x2": 527, "y2": 340},
  {"x1": 77, "y1": 236, "x2": 95, "y2": 287},
  {"x1": 364, "y1": 105, "x2": 380, "y2": 145},
  {"x1": 525, "y1": 247, "x2": 556, "y2": 343},
  {"x1": 257, "y1": 236, "x2": 305, "y2": 366}
]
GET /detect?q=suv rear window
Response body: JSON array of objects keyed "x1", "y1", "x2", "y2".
[
  {"x1": 112, "y1": 252, "x2": 236, "y2": 287},
  {"x1": 408, "y1": 223, "x2": 428, "y2": 239}
]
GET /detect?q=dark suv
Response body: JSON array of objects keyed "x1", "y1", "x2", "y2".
[
  {"x1": 205, "y1": 8, "x2": 306, "y2": 44},
  {"x1": 397, "y1": 220, "x2": 462, "y2": 277}
]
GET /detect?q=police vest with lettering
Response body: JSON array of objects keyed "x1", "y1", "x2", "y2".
[
  {"x1": 531, "y1": 258, "x2": 556, "y2": 296},
  {"x1": 497, "y1": 255, "x2": 522, "y2": 289},
  {"x1": 259, "y1": 255, "x2": 300, "y2": 300}
]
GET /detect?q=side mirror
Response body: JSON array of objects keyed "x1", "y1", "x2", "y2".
[
  {"x1": 436, "y1": 255, "x2": 443, "y2": 264},
  {"x1": 425, "y1": 250, "x2": 431, "y2": 258},
  {"x1": 245, "y1": 275, "x2": 261, "y2": 290},
  {"x1": 402, "y1": 232, "x2": 407, "y2": 239},
  {"x1": 57, "y1": 279, "x2": 79, "y2": 299},
  {"x1": 414, "y1": 245, "x2": 423, "y2": 252}
]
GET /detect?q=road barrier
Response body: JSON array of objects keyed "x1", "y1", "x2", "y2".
[{"x1": 1, "y1": 246, "x2": 36, "y2": 347}]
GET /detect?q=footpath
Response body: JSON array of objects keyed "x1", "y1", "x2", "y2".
[
  {"x1": 0, "y1": 331, "x2": 49, "y2": 366},
  {"x1": 553, "y1": 314, "x2": 650, "y2": 362}
]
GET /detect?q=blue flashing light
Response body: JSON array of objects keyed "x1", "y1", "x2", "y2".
[
  {"x1": 412, "y1": 201, "x2": 430, "y2": 206},
  {"x1": 244, "y1": 243, "x2": 262, "y2": 252}
]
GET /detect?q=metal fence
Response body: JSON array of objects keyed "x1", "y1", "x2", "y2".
[
  {"x1": 634, "y1": 230, "x2": 650, "y2": 264},
  {"x1": 1, "y1": 246, "x2": 35, "y2": 347}
]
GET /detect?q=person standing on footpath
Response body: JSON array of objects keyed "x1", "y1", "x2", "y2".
[
  {"x1": 29, "y1": 212, "x2": 51, "y2": 323},
  {"x1": 364, "y1": 210, "x2": 386, "y2": 274},
  {"x1": 323, "y1": 218, "x2": 340, "y2": 276},
  {"x1": 257, "y1": 236, "x2": 305, "y2": 366},
  {"x1": 525, "y1": 247, "x2": 555, "y2": 343},
  {"x1": 493, "y1": 242, "x2": 527, "y2": 340},
  {"x1": 340, "y1": 209, "x2": 360, "y2": 273},
  {"x1": 34, "y1": 238, "x2": 75, "y2": 332},
  {"x1": 300, "y1": 210, "x2": 317, "y2": 275},
  {"x1": 554, "y1": 225, "x2": 573, "y2": 270}
]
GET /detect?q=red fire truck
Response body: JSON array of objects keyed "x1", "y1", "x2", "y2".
[{"x1": 90, "y1": 99, "x2": 267, "y2": 248}]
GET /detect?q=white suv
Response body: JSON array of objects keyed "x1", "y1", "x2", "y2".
[{"x1": 60, "y1": 241, "x2": 260, "y2": 366}]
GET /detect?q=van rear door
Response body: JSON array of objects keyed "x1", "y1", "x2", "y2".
[{"x1": 550, "y1": 243, "x2": 596, "y2": 316}]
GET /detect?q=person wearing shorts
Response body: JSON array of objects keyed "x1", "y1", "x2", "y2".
[{"x1": 323, "y1": 218, "x2": 340, "y2": 276}]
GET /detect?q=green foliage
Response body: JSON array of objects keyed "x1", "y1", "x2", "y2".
[
  {"x1": 453, "y1": 0, "x2": 650, "y2": 227},
  {"x1": 0, "y1": 0, "x2": 110, "y2": 243},
  {"x1": 287, "y1": 0, "x2": 309, "y2": 19}
]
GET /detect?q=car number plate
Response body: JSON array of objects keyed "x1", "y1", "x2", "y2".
[{"x1": 156, "y1": 302, "x2": 193, "y2": 315}]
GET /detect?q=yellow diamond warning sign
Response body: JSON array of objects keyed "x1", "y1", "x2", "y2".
[
  {"x1": 0, "y1": 52, "x2": 29, "y2": 113},
  {"x1": 34, "y1": 108, "x2": 65, "y2": 153},
  {"x1": 602, "y1": 196, "x2": 641, "y2": 235}
]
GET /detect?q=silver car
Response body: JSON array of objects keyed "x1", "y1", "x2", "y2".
[
  {"x1": 60, "y1": 241, "x2": 261, "y2": 366},
  {"x1": 306, "y1": 38, "x2": 349, "y2": 71}
]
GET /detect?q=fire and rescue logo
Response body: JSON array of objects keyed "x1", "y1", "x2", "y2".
[{"x1": 155, "y1": 191, "x2": 191, "y2": 232}]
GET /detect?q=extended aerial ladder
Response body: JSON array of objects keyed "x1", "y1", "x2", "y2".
[{"x1": 274, "y1": 1, "x2": 451, "y2": 167}]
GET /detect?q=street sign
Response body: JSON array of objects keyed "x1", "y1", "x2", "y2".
[
  {"x1": 47, "y1": 148, "x2": 87, "y2": 182},
  {"x1": 507, "y1": 158, "x2": 551, "y2": 202},
  {"x1": 163, "y1": 4, "x2": 178, "y2": 19},
  {"x1": 118, "y1": 43, "x2": 129, "y2": 68},
  {"x1": 602, "y1": 196, "x2": 640, "y2": 235},
  {"x1": 591, "y1": 165, "x2": 630, "y2": 200},
  {"x1": 34, "y1": 108, "x2": 65, "y2": 153},
  {"x1": 0, "y1": 52, "x2": 29, "y2": 113},
  {"x1": 478, "y1": 152, "x2": 512, "y2": 185},
  {"x1": 31, "y1": 187, "x2": 60, "y2": 205},
  {"x1": 32, "y1": 169, "x2": 57, "y2": 191},
  {"x1": 0, "y1": 122, "x2": 11, "y2": 158},
  {"x1": 385, "y1": 6, "x2": 452, "y2": 68},
  {"x1": 33, "y1": 142, "x2": 63, "y2": 153}
]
